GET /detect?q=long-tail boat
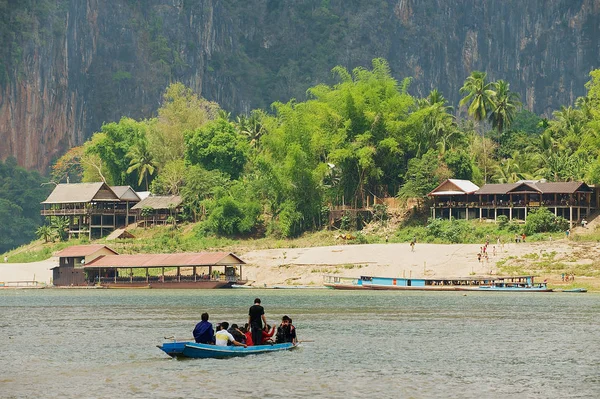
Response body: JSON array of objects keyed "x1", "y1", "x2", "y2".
[{"x1": 158, "y1": 340, "x2": 296, "y2": 359}]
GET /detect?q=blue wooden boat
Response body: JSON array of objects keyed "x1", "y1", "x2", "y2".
[
  {"x1": 158, "y1": 341, "x2": 296, "y2": 359},
  {"x1": 562, "y1": 288, "x2": 587, "y2": 293},
  {"x1": 324, "y1": 274, "x2": 552, "y2": 292}
]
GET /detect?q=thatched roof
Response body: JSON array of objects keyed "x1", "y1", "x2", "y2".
[
  {"x1": 110, "y1": 186, "x2": 141, "y2": 202},
  {"x1": 476, "y1": 181, "x2": 593, "y2": 195},
  {"x1": 131, "y1": 195, "x2": 183, "y2": 210},
  {"x1": 42, "y1": 183, "x2": 119, "y2": 204},
  {"x1": 105, "y1": 228, "x2": 135, "y2": 241}
]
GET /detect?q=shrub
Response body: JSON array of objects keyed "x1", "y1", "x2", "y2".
[
  {"x1": 524, "y1": 207, "x2": 569, "y2": 236},
  {"x1": 497, "y1": 215, "x2": 509, "y2": 229}
]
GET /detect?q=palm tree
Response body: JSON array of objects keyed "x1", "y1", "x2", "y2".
[
  {"x1": 459, "y1": 71, "x2": 496, "y2": 123},
  {"x1": 50, "y1": 217, "x2": 70, "y2": 241},
  {"x1": 127, "y1": 140, "x2": 156, "y2": 191},
  {"x1": 489, "y1": 80, "x2": 521, "y2": 136},
  {"x1": 459, "y1": 71, "x2": 496, "y2": 182},
  {"x1": 36, "y1": 225, "x2": 54, "y2": 243}
]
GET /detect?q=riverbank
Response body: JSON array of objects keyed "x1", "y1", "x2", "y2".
[{"x1": 1, "y1": 240, "x2": 598, "y2": 290}]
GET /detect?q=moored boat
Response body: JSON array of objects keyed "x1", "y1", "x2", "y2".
[
  {"x1": 325, "y1": 274, "x2": 552, "y2": 292},
  {"x1": 561, "y1": 288, "x2": 587, "y2": 293},
  {"x1": 157, "y1": 341, "x2": 297, "y2": 359},
  {"x1": 323, "y1": 275, "x2": 370, "y2": 290}
]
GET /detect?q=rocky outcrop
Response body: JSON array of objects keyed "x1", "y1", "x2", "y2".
[{"x1": 1, "y1": 0, "x2": 599, "y2": 172}]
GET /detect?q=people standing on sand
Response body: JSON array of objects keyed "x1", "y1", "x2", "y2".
[
  {"x1": 521, "y1": 233, "x2": 526, "y2": 243},
  {"x1": 249, "y1": 298, "x2": 267, "y2": 347},
  {"x1": 566, "y1": 229, "x2": 570, "y2": 239},
  {"x1": 492, "y1": 246, "x2": 497, "y2": 257},
  {"x1": 410, "y1": 240, "x2": 415, "y2": 252},
  {"x1": 477, "y1": 253, "x2": 482, "y2": 263}
]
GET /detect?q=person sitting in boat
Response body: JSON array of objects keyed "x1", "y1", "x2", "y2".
[
  {"x1": 192, "y1": 312, "x2": 215, "y2": 344},
  {"x1": 275, "y1": 315, "x2": 297, "y2": 344},
  {"x1": 242, "y1": 325, "x2": 254, "y2": 346},
  {"x1": 215, "y1": 322, "x2": 247, "y2": 348},
  {"x1": 260, "y1": 324, "x2": 276, "y2": 345},
  {"x1": 227, "y1": 323, "x2": 246, "y2": 345}
]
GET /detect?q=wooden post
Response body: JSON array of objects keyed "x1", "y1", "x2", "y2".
[
  {"x1": 146, "y1": 268, "x2": 149, "y2": 284},
  {"x1": 240, "y1": 264, "x2": 243, "y2": 281},
  {"x1": 194, "y1": 266, "x2": 197, "y2": 282},
  {"x1": 130, "y1": 268, "x2": 133, "y2": 283}
]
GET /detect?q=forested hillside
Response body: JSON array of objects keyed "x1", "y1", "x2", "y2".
[
  {"x1": 44, "y1": 59, "x2": 600, "y2": 242},
  {"x1": 1, "y1": 0, "x2": 600, "y2": 171},
  {"x1": 0, "y1": 158, "x2": 50, "y2": 252}
]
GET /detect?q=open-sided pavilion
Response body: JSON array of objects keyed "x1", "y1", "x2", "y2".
[{"x1": 429, "y1": 179, "x2": 597, "y2": 227}]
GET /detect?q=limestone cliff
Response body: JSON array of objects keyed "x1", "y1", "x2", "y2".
[{"x1": 1, "y1": 0, "x2": 599, "y2": 171}]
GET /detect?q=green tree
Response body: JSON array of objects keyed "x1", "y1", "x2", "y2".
[
  {"x1": 185, "y1": 118, "x2": 249, "y2": 180},
  {"x1": 84, "y1": 118, "x2": 147, "y2": 186},
  {"x1": 459, "y1": 71, "x2": 496, "y2": 123},
  {"x1": 126, "y1": 138, "x2": 156, "y2": 191},
  {"x1": 459, "y1": 71, "x2": 496, "y2": 182},
  {"x1": 147, "y1": 83, "x2": 220, "y2": 169},
  {"x1": 50, "y1": 217, "x2": 69, "y2": 241},
  {"x1": 36, "y1": 225, "x2": 54, "y2": 243},
  {"x1": 489, "y1": 80, "x2": 522, "y2": 136}
]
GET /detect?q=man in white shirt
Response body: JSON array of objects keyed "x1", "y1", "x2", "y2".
[{"x1": 214, "y1": 322, "x2": 247, "y2": 347}]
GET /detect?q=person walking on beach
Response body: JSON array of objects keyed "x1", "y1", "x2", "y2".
[
  {"x1": 410, "y1": 240, "x2": 415, "y2": 252},
  {"x1": 249, "y1": 298, "x2": 267, "y2": 347}
]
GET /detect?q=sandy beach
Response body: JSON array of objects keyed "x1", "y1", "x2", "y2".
[
  {"x1": 0, "y1": 240, "x2": 592, "y2": 288},
  {"x1": 240, "y1": 241, "x2": 575, "y2": 286}
]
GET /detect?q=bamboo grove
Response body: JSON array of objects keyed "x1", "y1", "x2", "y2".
[{"x1": 50, "y1": 59, "x2": 600, "y2": 238}]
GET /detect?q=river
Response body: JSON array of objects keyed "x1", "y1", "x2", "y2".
[{"x1": 0, "y1": 289, "x2": 598, "y2": 398}]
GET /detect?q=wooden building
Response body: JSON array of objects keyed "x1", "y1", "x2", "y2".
[
  {"x1": 52, "y1": 244, "x2": 118, "y2": 286},
  {"x1": 429, "y1": 179, "x2": 597, "y2": 227},
  {"x1": 41, "y1": 183, "x2": 141, "y2": 239},
  {"x1": 131, "y1": 195, "x2": 183, "y2": 226},
  {"x1": 83, "y1": 252, "x2": 246, "y2": 288}
]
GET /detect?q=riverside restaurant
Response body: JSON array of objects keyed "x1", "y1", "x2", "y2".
[
  {"x1": 83, "y1": 252, "x2": 247, "y2": 288},
  {"x1": 52, "y1": 244, "x2": 246, "y2": 288},
  {"x1": 428, "y1": 179, "x2": 597, "y2": 227}
]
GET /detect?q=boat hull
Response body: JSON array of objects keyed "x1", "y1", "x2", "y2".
[
  {"x1": 100, "y1": 280, "x2": 244, "y2": 289},
  {"x1": 323, "y1": 283, "x2": 369, "y2": 290},
  {"x1": 455, "y1": 286, "x2": 553, "y2": 292},
  {"x1": 368, "y1": 285, "x2": 457, "y2": 291},
  {"x1": 158, "y1": 342, "x2": 296, "y2": 359}
]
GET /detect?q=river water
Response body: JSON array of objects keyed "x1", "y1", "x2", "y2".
[{"x1": 0, "y1": 289, "x2": 598, "y2": 398}]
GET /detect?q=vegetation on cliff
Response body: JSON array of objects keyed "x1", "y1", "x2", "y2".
[
  {"x1": 0, "y1": 158, "x2": 50, "y2": 253},
  {"x1": 44, "y1": 59, "x2": 600, "y2": 243}
]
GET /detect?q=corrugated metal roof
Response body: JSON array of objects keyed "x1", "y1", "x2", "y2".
[
  {"x1": 131, "y1": 195, "x2": 183, "y2": 210},
  {"x1": 84, "y1": 252, "x2": 245, "y2": 268},
  {"x1": 428, "y1": 179, "x2": 480, "y2": 196},
  {"x1": 430, "y1": 190, "x2": 467, "y2": 196},
  {"x1": 447, "y1": 179, "x2": 480, "y2": 193},
  {"x1": 55, "y1": 244, "x2": 118, "y2": 257},
  {"x1": 42, "y1": 183, "x2": 119, "y2": 204},
  {"x1": 110, "y1": 186, "x2": 141, "y2": 201}
]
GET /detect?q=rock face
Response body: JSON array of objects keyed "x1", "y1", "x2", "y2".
[{"x1": 1, "y1": 0, "x2": 599, "y2": 172}]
